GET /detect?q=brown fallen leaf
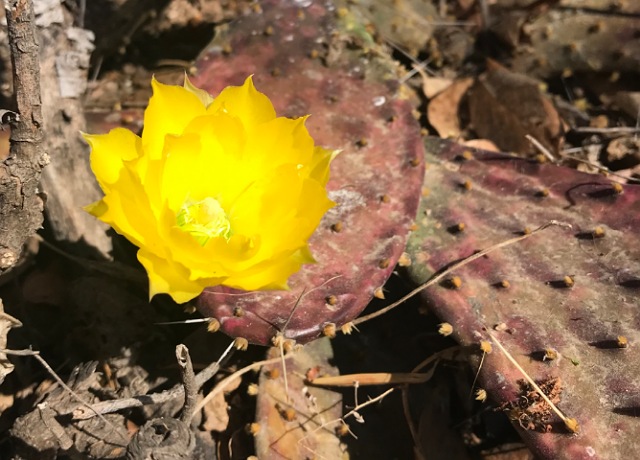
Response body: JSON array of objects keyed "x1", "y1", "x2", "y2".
[
  {"x1": 415, "y1": 65, "x2": 453, "y2": 99},
  {"x1": 423, "y1": 76, "x2": 454, "y2": 99},
  {"x1": 0, "y1": 300, "x2": 22, "y2": 386},
  {"x1": 255, "y1": 338, "x2": 343, "y2": 460},
  {"x1": 417, "y1": 378, "x2": 474, "y2": 460},
  {"x1": 467, "y1": 59, "x2": 564, "y2": 156},
  {"x1": 462, "y1": 138, "x2": 500, "y2": 152},
  {"x1": 605, "y1": 136, "x2": 640, "y2": 173},
  {"x1": 613, "y1": 91, "x2": 640, "y2": 121},
  {"x1": 21, "y1": 262, "x2": 67, "y2": 306},
  {"x1": 428, "y1": 77, "x2": 474, "y2": 138},
  {"x1": 201, "y1": 374, "x2": 241, "y2": 432}
]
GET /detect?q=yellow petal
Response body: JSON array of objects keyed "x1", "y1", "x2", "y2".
[
  {"x1": 223, "y1": 246, "x2": 315, "y2": 291},
  {"x1": 84, "y1": 75, "x2": 338, "y2": 303},
  {"x1": 143, "y1": 77, "x2": 207, "y2": 160},
  {"x1": 159, "y1": 133, "x2": 203, "y2": 212},
  {"x1": 138, "y1": 249, "x2": 223, "y2": 303},
  {"x1": 98, "y1": 169, "x2": 164, "y2": 253},
  {"x1": 309, "y1": 146, "x2": 338, "y2": 186},
  {"x1": 84, "y1": 129, "x2": 141, "y2": 190},
  {"x1": 298, "y1": 178, "x2": 335, "y2": 226},
  {"x1": 207, "y1": 76, "x2": 276, "y2": 129},
  {"x1": 156, "y1": 198, "x2": 258, "y2": 278},
  {"x1": 229, "y1": 165, "x2": 301, "y2": 242},
  {"x1": 186, "y1": 233, "x2": 258, "y2": 279},
  {"x1": 177, "y1": 113, "x2": 247, "y2": 206},
  {"x1": 84, "y1": 199, "x2": 108, "y2": 218},
  {"x1": 241, "y1": 117, "x2": 313, "y2": 179},
  {"x1": 183, "y1": 74, "x2": 214, "y2": 108}
]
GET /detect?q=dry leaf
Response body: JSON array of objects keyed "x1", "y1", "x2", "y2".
[
  {"x1": 462, "y1": 139, "x2": 500, "y2": 152},
  {"x1": 0, "y1": 127, "x2": 9, "y2": 161},
  {"x1": 428, "y1": 77, "x2": 474, "y2": 138},
  {"x1": 0, "y1": 300, "x2": 22, "y2": 386},
  {"x1": 0, "y1": 392, "x2": 14, "y2": 415},
  {"x1": 468, "y1": 59, "x2": 564, "y2": 155},
  {"x1": 310, "y1": 372, "x2": 433, "y2": 386},
  {"x1": 613, "y1": 92, "x2": 640, "y2": 120},
  {"x1": 415, "y1": 65, "x2": 453, "y2": 99},
  {"x1": 606, "y1": 137, "x2": 640, "y2": 164},
  {"x1": 201, "y1": 375, "x2": 241, "y2": 432},
  {"x1": 255, "y1": 338, "x2": 342, "y2": 459},
  {"x1": 417, "y1": 379, "x2": 473, "y2": 460},
  {"x1": 423, "y1": 77, "x2": 454, "y2": 99},
  {"x1": 604, "y1": 136, "x2": 640, "y2": 179}
]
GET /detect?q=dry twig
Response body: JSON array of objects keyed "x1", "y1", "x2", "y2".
[
  {"x1": 353, "y1": 221, "x2": 569, "y2": 325},
  {"x1": 401, "y1": 346, "x2": 462, "y2": 456},
  {"x1": 486, "y1": 331, "x2": 579, "y2": 433},
  {"x1": 189, "y1": 355, "x2": 285, "y2": 421},
  {"x1": 68, "y1": 340, "x2": 236, "y2": 420},
  {"x1": 2, "y1": 348, "x2": 127, "y2": 440},
  {"x1": 176, "y1": 344, "x2": 196, "y2": 424},
  {"x1": 307, "y1": 386, "x2": 395, "y2": 439}
]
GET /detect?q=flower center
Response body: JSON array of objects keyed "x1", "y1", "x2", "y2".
[{"x1": 176, "y1": 197, "x2": 231, "y2": 246}]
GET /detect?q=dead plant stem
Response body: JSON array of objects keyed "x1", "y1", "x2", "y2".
[
  {"x1": 1, "y1": 348, "x2": 127, "y2": 441},
  {"x1": 354, "y1": 221, "x2": 569, "y2": 325},
  {"x1": 308, "y1": 387, "x2": 395, "y2": 438},
  {"x1": 189, "y1": 355, "x2": 285, "y2": 421},
  {"x1": 176, "y1": 344, "x2": 197, "y2": 424},
  {"x1": 487, "y1": 331, "x2": 579, "y2": 433}
]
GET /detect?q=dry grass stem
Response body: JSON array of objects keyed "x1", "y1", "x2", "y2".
[
  {"x1": 487, "y1": 331, "x2": 579, "y2": 433},
  {"x1": 354, "y1": 221, "x2": 569, "y2": 325},
  {"x1": 309, "y1": 372, "x2": 434, "y2": 386},
  {"x1": 190, "y1": 355, "x2": 285, "y2": 420}
]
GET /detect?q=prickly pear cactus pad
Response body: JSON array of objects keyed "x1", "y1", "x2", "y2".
[
  {"x1": 255, "y1": 338, "x2": 342, "y2": 458},
  {"x1": 192, "y1": 0, "x2": 425, "y2": 345},
  {"x1": 406, "y1": 137, "x2": 640, "y2": 459},
  {"x1": 507, "y1": 1, "x2": 640, "y2": 79}
]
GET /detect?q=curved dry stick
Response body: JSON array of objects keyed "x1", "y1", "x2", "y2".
[
  {"x1": 176, "y1": 345, "x2": 196, "y2": 424},
  {"x1": 189, "y1": 355, "x2": 284, "y2": 422},
  {"x1": 2, "y1": 348, "x2": 127, "y2": 441},
  {"x1": 353, "y1": 221, "x2": 570, "y2": 326},
  {"x1": 486, "y1": 330, "x2": 579, "y2": 433},
  {"x1": 68, "y1": 340, "x2": 236, "y2": 420},
  {"x1": 400, "y1": 346, "x2": 462, "y2": 458}
]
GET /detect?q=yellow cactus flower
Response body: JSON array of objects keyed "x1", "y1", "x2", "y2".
[{"x1": 85, "y1": 76, "x2": 336, "y2": 303}]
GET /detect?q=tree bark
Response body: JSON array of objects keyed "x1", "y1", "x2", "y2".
[
  {"x1": 0, "y1": 0, "x2": 46, "y2": 274},
  {"x1": 37, "y1": 1, "x2": 112, "y2": 256}
]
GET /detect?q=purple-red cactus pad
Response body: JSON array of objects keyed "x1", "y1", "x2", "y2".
[
  {"x1": 193, "y1": 0, "x2": 425, "y2": 345},
  {"x1": 406, "y1": 137, "x2": 640, "y2": 459}
]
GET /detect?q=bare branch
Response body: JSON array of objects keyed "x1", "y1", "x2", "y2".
[
  {"x1": 1, "y1": 0, "x2": 47, "y2": 274},
  {"x1": 66, "y1": 341, "x2": 236, "y2": 421},
  {"x1": 175, "y1": 344, "x2": 196, "y2": 424},
  {"x1": 1, "y1": 347, "x2": 126, "y2": 440},
  {"x1": 69, "y1": 357, "x2": 222, "y2": 421}
]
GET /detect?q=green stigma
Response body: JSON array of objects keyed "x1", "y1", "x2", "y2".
[{"x1": 176, "y1": 197, "x2": 231, "y2": 246}]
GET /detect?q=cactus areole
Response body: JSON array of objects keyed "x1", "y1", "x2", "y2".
[
  {"x1": 407, "y1": 137, "x2": 640, "y2": 459},
  {"x1": 193, "y1": 0, "x2": 425, "y2": 345}
]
